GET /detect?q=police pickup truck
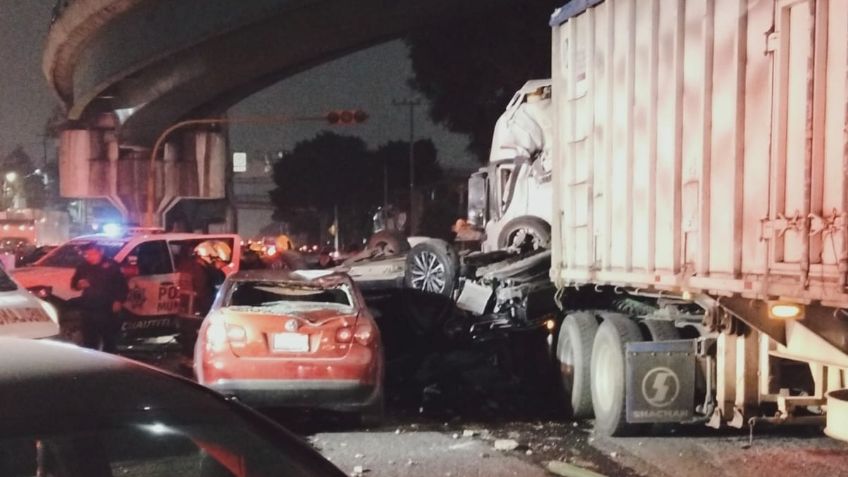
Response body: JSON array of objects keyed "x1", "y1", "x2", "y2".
[
  {"x1": 0, "y1": 264, "x2": 59, "y2": 339},
  {"x1": 10, "y1": 231, "x2": 240, "y2": 342}
]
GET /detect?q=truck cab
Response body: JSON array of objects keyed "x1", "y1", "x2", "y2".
[{"x1": 466, "y1": 80, "x2": 554, "y2": 253}]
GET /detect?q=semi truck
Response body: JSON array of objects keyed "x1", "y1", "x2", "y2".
[
  {"x1": 346, "y1": 0, "x2": 848, "y2": 441},
  {"x1": 546, "y1": 0, "x2": 847, "y2": 439}
]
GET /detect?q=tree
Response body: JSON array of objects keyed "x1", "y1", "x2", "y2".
[
  {"x1": 270, "y1": 131, "x2": 372, "y2": 212},
  {"x1": 269, "y1": 132, "x2": 445, "y2": 244},
  {"x1": 372, "y1": 138, "x2": 443, "y2": 201},
  {"x1": 406, "y1": 0, "x2": 559, "y2": 162},
  {"x1": 269, "y1": 132, "x2": 376, "y2": 243}
]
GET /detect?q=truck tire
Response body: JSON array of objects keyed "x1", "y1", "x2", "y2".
[
  {"x1": 556, "y1": 312, "x2": 598, "y2": 419},
  {"x1": 497, "y1": 217, "x2": 551, "y2": 251},
  {"x1": 367, "y1": 231, "x2": 410, "y2": 256},
  {"x1": 590, "y1": 315, "x2": 647, "y2": 436},
  {"x1": 643, "y1": 320, "x2": 680, "y2": 341},
  {"x1": 404, "y1": 240, "x2": 459, "y2": 297}
]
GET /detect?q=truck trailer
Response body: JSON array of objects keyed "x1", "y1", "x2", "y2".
[
  {"x1": 342, "y1": 0, "x2": 848, "y2": 441},
  {"x1": 548, "y1": 0, "x2": 848, "y2": 439}
]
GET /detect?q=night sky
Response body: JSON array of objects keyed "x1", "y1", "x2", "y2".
[
  {"x1": 0, "y1": 1, "x2": 56, "y2": 165},
  {"x1": 0, "y1": 1, "x2": 475, "y2": 172}
]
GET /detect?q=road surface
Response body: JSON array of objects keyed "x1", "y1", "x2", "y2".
[{"x1": 123, "y1": 337, "x2": 848, "y2": 477}]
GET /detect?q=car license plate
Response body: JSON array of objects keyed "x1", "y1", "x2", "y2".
[{"x1": 272, "y1": 332, "x2": 309, "y2": 352}]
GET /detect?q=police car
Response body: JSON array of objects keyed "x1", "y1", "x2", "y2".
[
  {"x1": 10, "y1": 229, "x2": 240, "y2": 340},
  {"x1": 0, "y1": 265, "x2": 59, "y2": 339}
]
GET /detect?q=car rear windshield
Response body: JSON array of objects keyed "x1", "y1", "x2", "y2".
[
  {"x1": 0, "y1": 408, "x2": 335, "y2": 477},
  {"x1": 227, "y1": 281, "x2": 353, "y2": 310},
  {"x1": 38, "y1": 240, "x2": 125, "y2": 268}
]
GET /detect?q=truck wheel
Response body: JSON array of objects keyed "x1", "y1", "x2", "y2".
[
  {"x1": 404, "y1": 240, "x2": 459, "y2": 297},
  {"x1": 497, "y1": 217, "x2": 551, "y2": 251},
  {"x1": 590, "y1": 315, "x2": 647, "y2": 436},
  {"x1": 367, "y1": 231, "x2": 410, "y2": 256},
  {"x1": 643, "y1": 320, "x2": 680, "y2": 341},
  {"x1": 556, "y1": 312, "x2": 598, "y2": 419}
]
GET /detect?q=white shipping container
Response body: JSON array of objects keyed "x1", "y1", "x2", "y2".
[{"x1": 551, "y1": 0, "x2": 848, "y2": 308}]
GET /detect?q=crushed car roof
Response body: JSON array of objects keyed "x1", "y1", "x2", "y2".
[{"x1": 228, "y1": 269, "x2": 350, "y2": 286}]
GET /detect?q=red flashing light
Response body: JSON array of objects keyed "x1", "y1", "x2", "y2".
[{"x1": 326, "y1": 110, "x2": 368, "y2": 125}]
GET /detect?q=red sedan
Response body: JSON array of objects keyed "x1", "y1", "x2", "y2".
[{"x1": 194, "y1": 270, "x2": 384, "y2": 422}]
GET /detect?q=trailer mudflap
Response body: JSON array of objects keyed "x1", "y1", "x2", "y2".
[{"x1": 626, "y1": 339, "x2": 696, "y2": 423}]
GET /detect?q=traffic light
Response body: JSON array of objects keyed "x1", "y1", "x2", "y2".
[{"x1": 326, "y1": 110, "x2": 368, "y2": 125}]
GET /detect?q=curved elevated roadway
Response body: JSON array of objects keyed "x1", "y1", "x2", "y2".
[{"x1": 45, "y1": 0, "x2": 485, "y2": 147}]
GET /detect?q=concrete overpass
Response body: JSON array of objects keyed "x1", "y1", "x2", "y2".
[{"x1": 44, "y1": 0, "x2": 487, "y2": 226}]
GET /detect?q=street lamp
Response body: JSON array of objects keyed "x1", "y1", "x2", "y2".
[{"x1": 144, "y1": 111, "x2": 367, "y2": 227}]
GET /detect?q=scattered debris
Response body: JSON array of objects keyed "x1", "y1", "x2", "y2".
[
  {"x1": 405, "y1": 459, "x2": 417, "y2": 466},
  {"x1": 494, "y1": 439, "x2": 520, "y2": 451},
  {"x1": 546, "y1": 461, "x2": 608, "y2": 477},
  {"x1": 526, "y1": 449, "x2": 534, "y2": 456},
  {"x1": 452, "y1": 432, "x2": 460, "y2": 439},
  {"x1": 354, "y1": 453, "x2": 364, "y2": 459},
  {"x1": 462, "y1": 429, "x2": 481, "y2": 438},
  {"x1": 449, "y1": 441, "x2": 475, "y2": 451},
  {"x1": 610, "y1": 452, "x2": 618, "y2": 459},
  {"x1": 352, "y1": 465, "x2": 368, "y2": 475}
]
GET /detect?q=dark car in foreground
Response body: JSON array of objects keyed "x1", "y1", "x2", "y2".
[{"x1": 0, "y1": 338, "x2": 345, "y2": 477}]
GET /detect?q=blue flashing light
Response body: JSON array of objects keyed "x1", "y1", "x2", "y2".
[{"x1": 102, "y1": 223, "x2": 123, "y2": 237}]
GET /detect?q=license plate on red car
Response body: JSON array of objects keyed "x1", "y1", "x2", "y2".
[{"x1": 272, "y1": 332, "x2": 309, "y2": 352}]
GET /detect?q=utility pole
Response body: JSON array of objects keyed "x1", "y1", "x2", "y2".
[
  {"x1": 333, "y1": 203, "x2": 340, "y2": 254},
  {"x1": 392, "y1": 98, "x2": 421, "y2": 233},
  {"x1": 383, "y1": 156, "x2": 389, "y2": 209}
]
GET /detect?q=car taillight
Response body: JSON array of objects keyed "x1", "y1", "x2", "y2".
[
  {"x1": 226, "y1": 325, "x2": 247, "y2": 345},
  {"x1": 206, "y1": 321, "x2": 227, "y2": 352},
  {"x1": 335, "y1": 327, "x2": 353, "y2": 343},
  {"x1": 354, "y1": 323, "x2": 375, "y2": 346}
]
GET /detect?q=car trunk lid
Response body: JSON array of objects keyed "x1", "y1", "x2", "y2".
[{"x1": 220, "y1": 306, "x2": 359, "y2": 359}]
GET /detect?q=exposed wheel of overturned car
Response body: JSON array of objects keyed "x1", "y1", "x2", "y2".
[{"x1": 403, "y1": 239, "x2": 459, "y2": 297}]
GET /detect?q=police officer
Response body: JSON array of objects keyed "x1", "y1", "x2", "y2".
[
  {"x1": 70, "y1": 244, "x2": 129, "y2": 352},
  {"x1": 179, "y1": 251, "x2": 219, "y2": 318}
]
